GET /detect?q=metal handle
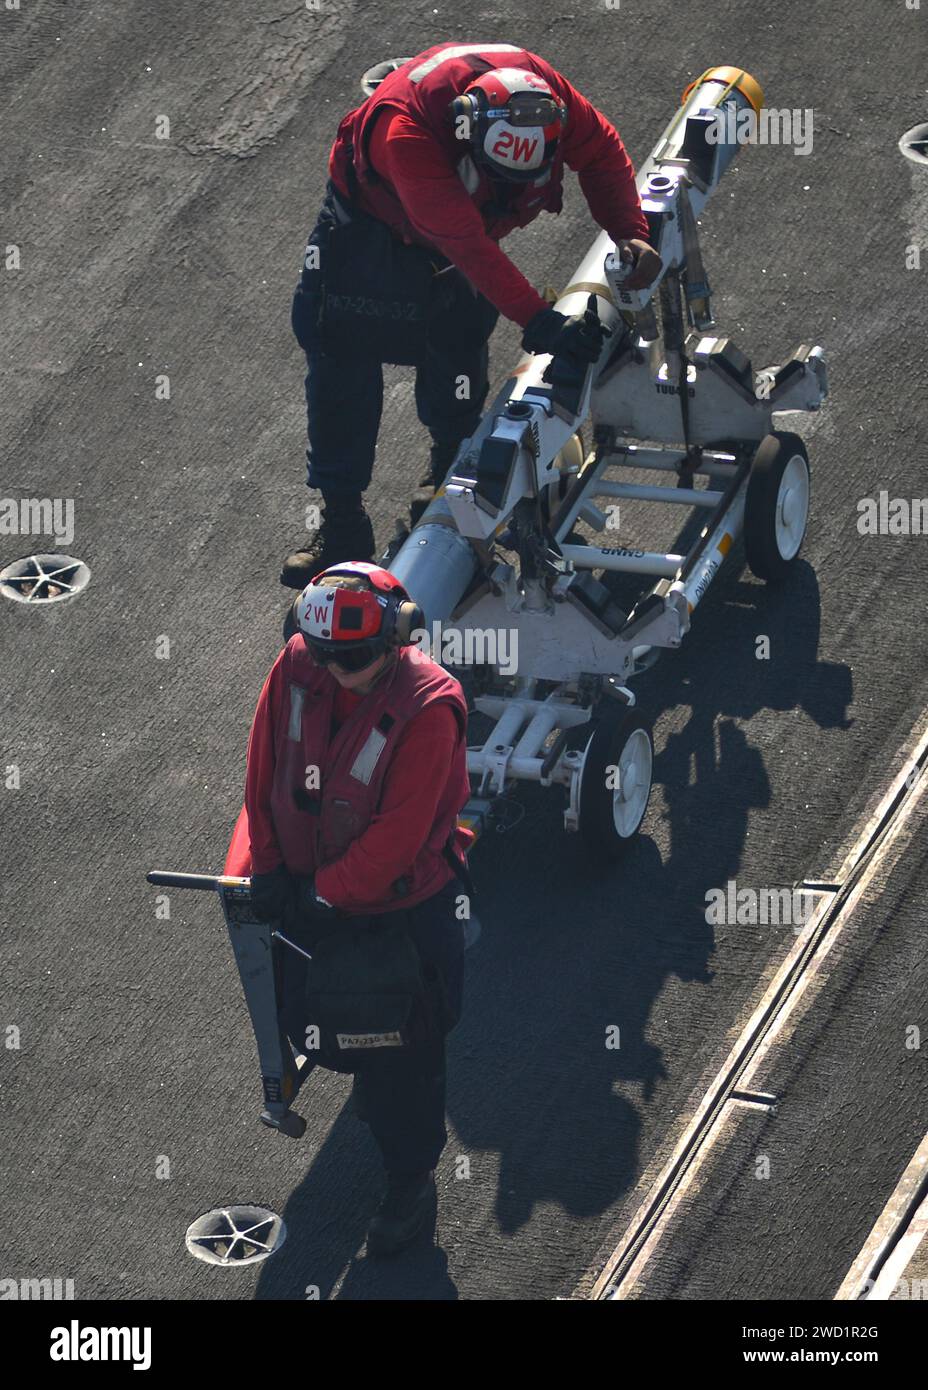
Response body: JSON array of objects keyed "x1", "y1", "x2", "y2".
[
  {"x1": 146, "y1": 870, "x2": 249, "y2": 892},
  {"x1": 611, "y1": 252, "x2": 636, "y2": 284}
]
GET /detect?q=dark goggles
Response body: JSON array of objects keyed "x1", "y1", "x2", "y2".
[
  {"x1": 306, "y1": 638, "x2": 387, "y2": 673},
  {"x1": 486, "y1": 96, "x2": 563, "y2": 127}
]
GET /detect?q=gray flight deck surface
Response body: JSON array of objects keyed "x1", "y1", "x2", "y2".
[{"x1": 1, "y1": 0, "x2": 926, "y2": 1300}]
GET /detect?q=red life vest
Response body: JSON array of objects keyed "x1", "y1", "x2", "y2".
[
  {"x1": 329, "y1": 42, "x2": 566, "y2": 245},
  {"x1": 247, "y1": 640, "x2": 470, "y2": 915}
]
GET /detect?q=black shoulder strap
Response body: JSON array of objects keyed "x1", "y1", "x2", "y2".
[
  {"x1": 343, "y1": 136, "x2": 362, "y2": 201},
  {"x1": 443, "y1": 833, "x2": 476, "y2": 897}
]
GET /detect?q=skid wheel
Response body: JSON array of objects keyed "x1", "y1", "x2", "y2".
[
  {"x1": 578, "y1": 710, "x2": 654, "y2": 861},
  {"x1": 744, "y1": 431, "x2": 811, "y2": 581},
  {"x1": 359, "y1": 58, "x2": 411, "y2": 97}
]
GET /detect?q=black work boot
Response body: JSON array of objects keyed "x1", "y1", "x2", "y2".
[
  {"x1": 366, "y1": 1170, "x2": 437, "y2": 1258},
  {"x1": 410, "y1": 441, "x2": 463, "y2": 527},
  {"x1": 280, "y1": 500, "x2": 375, "y2": 590}
]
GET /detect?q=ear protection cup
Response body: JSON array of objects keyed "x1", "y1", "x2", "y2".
[
  {"x1": 448, "y1": 94, "x2": 468, "y2": 123},
  {"x1": 394, "y1": 599, "x2": 426, "y2": 645},
  {"x1": 448, "y1": 90, "x2": 486, "y2": 146}
]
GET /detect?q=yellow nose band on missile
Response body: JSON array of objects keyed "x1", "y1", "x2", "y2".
[{"x1": 681, "y1": 66, "x2": 765, "y2": 116}]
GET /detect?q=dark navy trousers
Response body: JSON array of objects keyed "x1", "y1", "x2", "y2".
[
  {"x1": 280, "y1": 877, "x2": 466, "y2": 1177},
  {"x1": 292, "y1": 186, "x2": 499, "y2": 496}
]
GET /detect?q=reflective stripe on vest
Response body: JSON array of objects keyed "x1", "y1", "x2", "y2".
[
  {"x1": 288, "y1": 685, "x2": 305, "y2": 742},
  {"x1": 349, "y1": 727, "x2": 388, "y2": 786},
  {"x1": 408, "y1": 43, "x2": 521, "y2": 84}
]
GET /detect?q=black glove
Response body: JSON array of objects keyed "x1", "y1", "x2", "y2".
[
  {"x1": 521, "y1": 306, "x2": 609, "y2": 364},
  {"x1": 281, "y1": 876, "x2": 339, "y2": 948},
  {"x1": 293, "y1": 876, "x2": 336, "y2": 919},
  {"x1": 249, "y1": 864, "x2": 295, "y2": 922}
]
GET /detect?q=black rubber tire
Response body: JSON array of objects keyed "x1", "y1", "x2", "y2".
[
  {"x1": 359, "y1": 58, "x2": 409, "y2": 97},
  {"x1": 743, "y1": 431, "x2": 811, "y2": 582},
  {"x1": 578, "y1": 710, "x2": 653, "y2": 862}
]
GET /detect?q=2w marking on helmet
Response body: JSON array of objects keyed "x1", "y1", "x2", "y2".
[{"x1": 491, "y1": 129, "x2": 540, "y2": 163}]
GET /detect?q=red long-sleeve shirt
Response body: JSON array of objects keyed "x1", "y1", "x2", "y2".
[
  {"x1": 245, "y1": 668, "x2": 461, "y2": 911},
  {"x1": 356, "y1": 82, "x2": 649, "y2": 327}
]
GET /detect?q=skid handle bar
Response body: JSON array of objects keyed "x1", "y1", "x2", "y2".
[
  {"x1": 146, "y1": 867, "x2": 307, "y2": 1139},
  {"x1": 147, "y1": 871, "x2": 249, "y2": 892}
]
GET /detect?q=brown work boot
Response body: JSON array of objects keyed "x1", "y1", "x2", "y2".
[{"x1": 279, "y1": 510, "x2": 375, "y2": 590}]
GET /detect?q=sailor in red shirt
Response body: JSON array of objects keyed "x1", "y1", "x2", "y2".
[
  {"x1": 240, "y1": 560, "x2": 473, "y2": 1256},
  {"x1": 282, "y1": 42, "x2": 661, "y2": 587}
]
